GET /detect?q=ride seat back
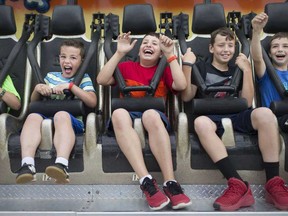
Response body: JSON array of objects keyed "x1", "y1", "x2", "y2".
[{"x1": 0, "y1": 5, "x2": 28, "y2": 116}]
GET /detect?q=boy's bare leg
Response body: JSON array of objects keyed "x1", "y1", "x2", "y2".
[
  {"x1": 46, "y1": 111, "x2": 75, "y2": 183},
  {"x1": 194, "y1": 116, "x2": 228, "y2": 162},
  {"x1": 16, "y1": 113, "x2": 43, "y2": 183},
  {"x1": 112, "y1": 108, "x2": 149, "y2": 178},
  {"x1": 20, "y1": 114, "x2": 43, "y2": 159},
  {"x1": 142, "y1": 109, "x2": 174, "y2": 181},
  {"x1": 53, "y1": 111, "x2": 75, "y2": 159},
  {"x1": 251, "y1": 108, "x2": 279, "y2": 162}
]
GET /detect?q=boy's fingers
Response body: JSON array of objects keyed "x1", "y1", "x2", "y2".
[{"x1": 131, "y1": 39, "x2": 137, "y2": 48}]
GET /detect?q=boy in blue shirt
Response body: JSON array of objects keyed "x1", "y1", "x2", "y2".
[{"x1": 16, "y1": 39, "x2": 97, "y2": 184}]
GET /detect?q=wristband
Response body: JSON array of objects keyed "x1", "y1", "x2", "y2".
[
  {"x1": 0, "y1": 89, "x2": 6, "y2": 98},
  {"x1": 182, "y1": 62, "x2": 194, "y2": 67},
  {"x1": 68, "y1": 82, "x2": 74, "y2": 90},
  {"x1": 167, "y1": 55, "x2": 177, "y2": 63}
]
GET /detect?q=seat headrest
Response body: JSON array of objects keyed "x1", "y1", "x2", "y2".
[
  {"x1": 0, "y1": 5, "x2": 16, "y2": 36},
  {"x1": 51, "y1": 5, "x2": 85, "y2": 35},
  {"x1": 192, "y1": 3, "x2": 226, "y2": 34},
  {"x1": 264, "y1": 2, "x2": 288, "y2": 34},
  {"x1": 122, "y1": 4, "x2": 157, "y2": 35}
]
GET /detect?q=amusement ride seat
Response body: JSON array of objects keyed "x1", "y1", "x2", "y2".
[
  {"x1": 7, "y1": 4, "x2": 102, "y2": 183},
  {"x1": 174, "y1": 2, "x2": 263, "y2": 170},
  {"x1": 99, "y1": 4, "x2": 178, "y2": 173}
]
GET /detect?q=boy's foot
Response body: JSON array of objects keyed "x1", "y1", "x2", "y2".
[
  {"x1": 140, "y1": 177, "x2": 170, "y2": 210},
  {"x1": 265, "y1": 176, "x2": 288, "y2": 210},
  {"x1": 45, "y1": 163, "x2": 70, "y2": 184},
  {"x1": 163, "y1": 181, "x2": 192, "y2": 209},
  {"x1": 16, "y1": 163, "x2": 36, "y2": 184},
  {"x1": 213, "y1": 177, "x2": 255, "y2": 211}
]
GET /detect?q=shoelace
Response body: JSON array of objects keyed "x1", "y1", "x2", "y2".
[
  {"x1": 142, "y1": 179, "x2": 157, "y2": 196},
  {"x1": 222, "y1": 182, "x2": 244, "y2": 198},
  {"x1": 269, "y1": 180, "x2": 288, "y2": 197},
  {"x1": 15, "y1": 163, "x2": 35, "y2": 174},
  {"x1": 55, "y1": 163, "x2": 69, "y2": 178},
  {"x1": 166, "y1": 182, "x2": 183, "y2": 195}
]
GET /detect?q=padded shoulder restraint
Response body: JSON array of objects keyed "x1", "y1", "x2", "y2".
[
  {"x1": 0, "y1": 6, "x2": 33, "y2": 113},
  {"x1": 104, "y1": 4, "x2": 166, "y2": 112},
  {"x1": 175, "y1": 3, "x2": 249, "y2": 114},
  {"x1": 0, "y1": 8, "x2": 33, "y2": 85},
  {"x1": 176, "y1": 3, "x2": 248, "y2": 96},
  {"x1": 27, "y1": 5, "x2": 95, "y2": 117}
]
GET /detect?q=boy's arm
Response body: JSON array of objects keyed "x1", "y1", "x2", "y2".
[
  {"x1": 181, "y1": 48, "x2": 198, "y2": 102},
  {"x1": 159, "y1": 34, "x2": 187, "y2": 91},
  {"x1": 0, "y1": 87, "x2": 21, "y2": 110},
  {"x1": 236, "y1": 53, "x2": 254, "y2": 107},
  {"x1": 31, "y1": 83, "x2": 52, "y2": 102},
  {"x1": 250, "y1": 12, "x2": 268, "y2": 78},
  {"x1": 69, "y1": 84, "x2": 97, "y2": 108},
  {"x1": 45, "y1": 79, "x2": 97, "y2": 108},
  {"x1": 97, "y1": 32, "x2": 137, "y2": 86}
]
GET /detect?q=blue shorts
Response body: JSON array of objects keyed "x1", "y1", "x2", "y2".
[
  {"x1": 206, "y1": 108, "x2": 255, "y2": 137},
  {"x1": 277, "y1": 114, "x2": 288, "y2": 133},
  {"x1": 106, "y1": 110, "x2": 171, "y2": 134},
  {"x1": 38, "y1": 113, "x2": 84, "y2": 134}
]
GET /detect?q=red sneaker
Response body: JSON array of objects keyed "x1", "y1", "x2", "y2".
[
  {"x1": 213, "y1": 178, "x2": 255, "y2": 211},
  {"x1": 140, "y1": 178, "x2": 170, "y2": 210},
  {"x1": 163, "y1": 181, "x2": 192, "y2": 209},
  {"x1": 265, "y1": 176, "x2": 288, "y2": 210}
]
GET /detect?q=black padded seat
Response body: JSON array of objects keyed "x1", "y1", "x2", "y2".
[{"x1": 101, "y1": 4, "x2": 177, "y2": 172}]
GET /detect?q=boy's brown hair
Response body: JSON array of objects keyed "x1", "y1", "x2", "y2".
[
  {"x1": 269, "y1": 32, "x2": 288, "y2": 50},
  {"x1": 210, "y1": 27, "x2": 235, "y2": 46},
  {"x1": 60, "y1": 39, "x2": 85, "y2": 59},
  {"x1": 143, "y1": 32, "x2": 160, "y2": 39}
]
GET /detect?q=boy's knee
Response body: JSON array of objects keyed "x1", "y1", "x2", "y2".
[
  {"x1": 252, "y1": 107, "x2": 276, "y2": 125},
  {"x1": 111, "y1": 108, "x2": 129, "y2": 122},
  {"x1": 194, "y1": 116, "x2": 214, "y2": 134},
  {"x1": 54, "y1": 111, "x2": 70, "y2": 121},
  {"x1": 252, "y1": 107, "x2": 276, "y2": 122},
  {"x1": 142, "y1": 109, "x2": 159, "y2": 120},
  {"x1": 26, "y1": 113, "x2": 43, "y2": 122}
]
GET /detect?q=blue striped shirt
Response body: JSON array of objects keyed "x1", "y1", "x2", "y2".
[{"x1": 44, "y1": 72, "x2": 95, "y2": 100}]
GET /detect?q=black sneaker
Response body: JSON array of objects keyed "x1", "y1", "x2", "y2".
[
  {"x1": 45, "y1": 163, "x2": 69, "y2": 184},
  {"x1": 16, "y1": 163, "x2": 36, "y2": 184}
]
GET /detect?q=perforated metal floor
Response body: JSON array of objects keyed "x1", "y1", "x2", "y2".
[{"x1": 0, "y1": 184, "x2": 287, "y2": 215}]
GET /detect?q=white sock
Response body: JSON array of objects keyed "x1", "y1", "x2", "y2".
[
  {"x1": 163, "y1": 179, "x2": 177, "y2": 187},
  {"x1": 139, "y1": 174, "x2": 153, "y2": 185},
  {"x1": 55, "y1": 157, "x2": 68, "y2": 167},
  {"x1": 21, "y1": 157, "x2": 35, "y2": 167}
]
